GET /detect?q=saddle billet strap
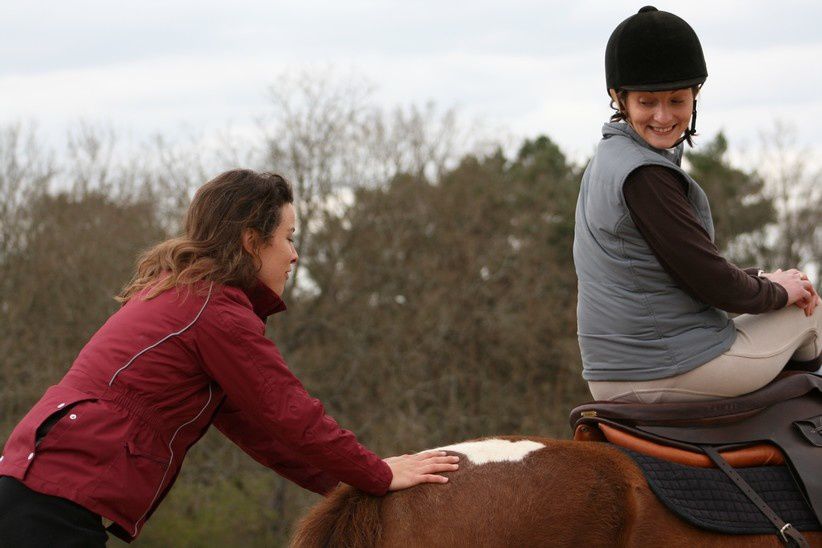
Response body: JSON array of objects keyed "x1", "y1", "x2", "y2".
[{"x1": 701, "y1": 445, "x2": 809, "y2": 547}]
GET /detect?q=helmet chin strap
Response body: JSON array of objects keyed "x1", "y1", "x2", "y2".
[{"x1": 672, "y1": 98, "x2": 698, "y2": 148}]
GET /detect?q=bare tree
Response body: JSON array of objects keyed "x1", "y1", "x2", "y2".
[
  {"x1": 363, "y1": 100, "x2": 467, "y2": 183},
  {"x1": 66, "y1": 122, "x2": 118, "y2": 199},
  {"x1": 758, "y1": 121, "x2": 822, "y2": 273},
  {"x1": 0, "y1": 123, "x2": 55, "y2": 260},
  {"x1": 258, "y1": 69, "x2": 477, "y2": 300},
  {"x1": 134, "y1": 132, "x2": 207, "y2": 235},
  {"x1": 0, "y1": 124, "x2": 56, "y2": 417}
]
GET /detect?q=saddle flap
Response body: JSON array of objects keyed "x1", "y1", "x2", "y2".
[
  {"x1": 594, "y1": 422, "x2": 785, "y2": 468},
  {"x1": 795, "y1": 414, "x2": 822, "y2": 447}
]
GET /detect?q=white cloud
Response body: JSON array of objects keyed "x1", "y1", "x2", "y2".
[{"x1": 1, "y1": 0, "x2": 820, "y2": 166}]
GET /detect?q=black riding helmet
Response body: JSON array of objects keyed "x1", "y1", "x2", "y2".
[{"x1": 605, "y1": 6, "x2": 707, "y2": 145}]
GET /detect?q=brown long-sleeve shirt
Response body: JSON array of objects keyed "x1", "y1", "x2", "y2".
[{"x1": 623, "y1": 165, "x2": 787, "y2": 314}]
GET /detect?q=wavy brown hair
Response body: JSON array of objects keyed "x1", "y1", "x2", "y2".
[{"x1": 117, "y1": 169, "x2": 294, "y2": 303}]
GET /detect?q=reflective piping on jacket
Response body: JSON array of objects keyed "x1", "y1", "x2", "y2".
[
  {"x1": 108, "y1": 283, "x2": 214, "y2": 387},
  {"x1": 132, "y1": 382, "x2": 214, "y2": 537}
]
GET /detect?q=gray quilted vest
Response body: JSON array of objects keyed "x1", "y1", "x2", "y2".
[{"x1": 573, "y1": 122, "x2": 736, "y2": 381}]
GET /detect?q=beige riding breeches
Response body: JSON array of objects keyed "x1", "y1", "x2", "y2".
[{"x1": 587, "y1": 305, "x2": 821, "y2": 403}]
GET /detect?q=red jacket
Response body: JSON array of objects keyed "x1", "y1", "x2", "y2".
[{"x1": 0, "y1": 279, "x2": 392, "y2": 542}]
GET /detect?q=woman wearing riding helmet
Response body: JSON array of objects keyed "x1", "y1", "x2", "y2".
[{"x1": 573, "y1": 6, "x2": 821, "y2": 403}]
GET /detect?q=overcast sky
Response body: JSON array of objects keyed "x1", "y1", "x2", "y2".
[{"x1": 2, "y1": 0, "x2": 821, "y2": 167}]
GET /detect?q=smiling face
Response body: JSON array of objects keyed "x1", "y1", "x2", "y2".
[
  {"x1": 620, "y1": 88, "x2": 695, "y2": 149},
  {"x1": 243, "y1": 203, "x2": 298, "y2": 296}
]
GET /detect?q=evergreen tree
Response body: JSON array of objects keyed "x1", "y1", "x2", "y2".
[{"x1": 686, "y1": 132, "x2": 775, "y2": 265}]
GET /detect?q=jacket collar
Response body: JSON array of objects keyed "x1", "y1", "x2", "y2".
[
  {"x1": 243, "y1": 279, "x2": 287, "y2": 321},
  {"x1": 602, "y1": 122, "x2": 684, "y2": 167}
]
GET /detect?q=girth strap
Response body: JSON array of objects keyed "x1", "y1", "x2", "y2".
[{"x1": 701, "y1": 445, "x2": 809, "y2": 547}]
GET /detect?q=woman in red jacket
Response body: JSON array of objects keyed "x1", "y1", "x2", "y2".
[{"x1": 0, "y1": 169, "x2": 459, "y2": 546}]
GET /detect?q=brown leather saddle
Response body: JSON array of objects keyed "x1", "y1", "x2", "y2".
[{"x1": 569, "y1": 371, "x2": 822, "y2": 547}]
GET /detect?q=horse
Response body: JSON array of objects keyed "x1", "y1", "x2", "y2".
[{"x1": 290, "y1": 436, "x2": 822, "y2": 547}]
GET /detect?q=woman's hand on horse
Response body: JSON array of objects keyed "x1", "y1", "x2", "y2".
[
  {"x1": 384, "y1": 451, "x2": 460, "y2": 491},
  {"x1": 765, "y1": 269, "x2": 818, "y2": 316}
]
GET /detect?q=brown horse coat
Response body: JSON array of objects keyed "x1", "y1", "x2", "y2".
[{"x1": 291, "y1": 436, "x2": 822, "y2": 547}]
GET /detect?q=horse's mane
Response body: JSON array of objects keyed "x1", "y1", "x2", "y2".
[{"x1": 290, "y1": 485, "x2": 383, "y2": 548}]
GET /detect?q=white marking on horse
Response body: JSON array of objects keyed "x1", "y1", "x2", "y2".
[{"x1": 428, "y1": 439, "x2": 545, "y2": 465}]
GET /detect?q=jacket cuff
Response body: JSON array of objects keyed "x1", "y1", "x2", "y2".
[
  {"x1": 369, "y1": 459, "x2": 393, "y2": 496},
  {"x1": 773, "y1": 284, "x2": 789, "y2": 309}
]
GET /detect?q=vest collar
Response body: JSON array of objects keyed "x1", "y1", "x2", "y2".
[
  {"x1": 242, "y1": 279, "x2": 287, "y2": 320},
  {"x1": 602, "y1": 122, "x2": 684, "y2": 167}
]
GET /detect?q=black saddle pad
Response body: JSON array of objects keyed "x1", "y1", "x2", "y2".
[{"x1": 622, "y1": 448, "x2": 821, "y2": 534}]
